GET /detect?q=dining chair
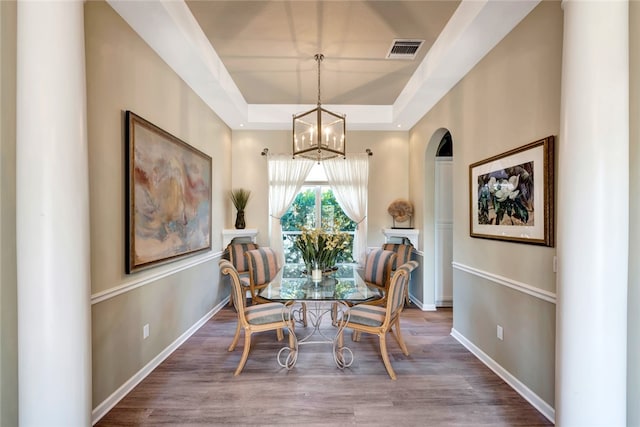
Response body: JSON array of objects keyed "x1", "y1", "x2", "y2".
[
  {"x1": 225, "y1": 241, "x2": 259, "y2": 306},
  {"x1": 330, "y1": 249, "x2": 395, "y2": 328},
  {"x1": 337, "y1": 260, "x2": 419, "y2": 380},
  {"x1": 219, "y1": 259, "x2": 296, "y2": 376},
  {"x1": 343, "y1": 248, "x2": 397, "y2": 336},
  {"x1": 382, "y1": 243, "x2": 414, "y2": 305},
  {"x1": 245, "y1": 247, "x2": 308, "y2": 327}
]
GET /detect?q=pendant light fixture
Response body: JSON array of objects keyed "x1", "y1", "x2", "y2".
[{"x1": 292, "y1": 54, "x2": 346, "y2": 161}]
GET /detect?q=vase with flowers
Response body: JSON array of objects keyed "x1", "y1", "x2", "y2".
[{"x1": 292, "y1": 227, "x2": 350, "y2": 280}]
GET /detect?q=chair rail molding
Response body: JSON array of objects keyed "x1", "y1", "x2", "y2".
[
  {"x1": 91, "y1": 251, "x2": 222, "y2": 304},
  {"x1": 452, "y1": 262, "x2": 556, "y2": 304}
]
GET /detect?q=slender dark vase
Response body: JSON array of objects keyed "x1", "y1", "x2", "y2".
[{"x1": 235, "y1": 210, "x2": 246, "y2": 229}]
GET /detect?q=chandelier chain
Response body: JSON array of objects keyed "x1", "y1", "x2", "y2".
[{"x1": 315, "y1": 53, "x2": 324, "y2": 106}]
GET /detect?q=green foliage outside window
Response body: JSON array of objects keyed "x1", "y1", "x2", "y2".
[
  {"x1": 281, "y1": 188, "x2": 356, "y2": 232},
  {"x1": 281, "y1": 187, "x2": 356, "y2": 264},
  {"x1": 281, "y1": 189, "x2": 316, "y2": 231}
]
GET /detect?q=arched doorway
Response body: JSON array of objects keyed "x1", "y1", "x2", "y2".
[
  {"x1": 422, "y1": 128, "x2": 453, "y2": 310},
  {"x1": 434, "y1": 131, "x2": 453, "y2": 307}
]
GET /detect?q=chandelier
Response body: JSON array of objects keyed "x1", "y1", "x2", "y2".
[{"x1": 292, "y1": 54, "x2": 346, "y2": 161}]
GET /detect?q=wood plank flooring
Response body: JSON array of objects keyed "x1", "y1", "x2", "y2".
[{"x1": 96, "y1": 306, "x2": 552, "y2": 426}]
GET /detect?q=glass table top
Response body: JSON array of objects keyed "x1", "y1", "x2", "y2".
[{"x1": 258, "y1": 264, "x2": 382, "y2": 303}]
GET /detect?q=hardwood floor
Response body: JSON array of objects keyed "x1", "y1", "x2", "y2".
[{"x1": 96, "y1": 306, "x2": 552, "y2": 426}]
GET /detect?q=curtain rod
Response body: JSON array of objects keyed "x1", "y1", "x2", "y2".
[{"x1": 261, "y1": 148, "x2": 373, "y2": 157}]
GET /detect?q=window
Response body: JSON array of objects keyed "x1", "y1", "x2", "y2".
[
  {"x1": 281, "y1": 165, "x2": 356, "y2": 264},
  {"x1": 436, "y1": 131, "x2": 453, "y2": 157}
]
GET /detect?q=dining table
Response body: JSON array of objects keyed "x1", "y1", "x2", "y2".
[{"x1": 257, "y1": 263, "x2": 383, "y2": 370}]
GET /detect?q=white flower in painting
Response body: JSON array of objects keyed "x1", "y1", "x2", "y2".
[
  {"x1": 493, "y1": 175, "x2": 520, "y2": 202},
  {"x1": 488, "y1": 177, "x2": 497, "y2": 193}
]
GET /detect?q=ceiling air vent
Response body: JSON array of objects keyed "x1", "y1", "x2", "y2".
[{"x1": 386, "y1": 39, "x2": 424, "y2": 60}]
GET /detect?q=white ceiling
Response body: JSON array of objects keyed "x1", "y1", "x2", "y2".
[{"x1": 107, "y1": 0, "x2": 540, "y2": 131}]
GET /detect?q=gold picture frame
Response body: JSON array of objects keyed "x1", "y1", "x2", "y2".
[
  {"x1": 469, "y1": 136, "x2": 554, "y2": 246},
  {"x1": 125, "y1": 111, "x2": 212, "y2": 273}
]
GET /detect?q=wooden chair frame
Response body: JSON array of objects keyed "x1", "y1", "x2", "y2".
[{"x1": 219, "y1": 260, "x2": 296, "y2": 376}]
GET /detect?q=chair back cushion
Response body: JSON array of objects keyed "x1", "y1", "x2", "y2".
[
  {"x1": 388, "y1": 260, "x2": 419, "y2": 317},
  {"x1": 382, "y1": 243, "x2": 413, "y2": 270},
  {"x1": 228, "y1": 242, "x2": 259, "y2": 272},
  {"x1": 389, "y1": 271, "x2": 409, "y2": 317},
  {"x1": 364, "y1": 249, "x2": 396, "y2": 287},
  {"x1": 245, "y1": 247, "x2": 280, "y2": 286}
]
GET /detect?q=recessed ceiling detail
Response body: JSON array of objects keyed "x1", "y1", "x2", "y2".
[
  {"x1": 386, "y1": 40, "x2": 424, "y2": 60},
  {"x1": 108, "y1": 0, "x2": 541, "y2": 130}
]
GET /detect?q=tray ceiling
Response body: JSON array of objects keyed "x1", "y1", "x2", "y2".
[{"x1": 108, "y1": 0, "x2": 540, "y2": 130}]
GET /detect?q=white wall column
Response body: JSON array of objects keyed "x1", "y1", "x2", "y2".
[
  {"x1": 16, "y1": 1, "x2": 91, "y2": 425},
  {"x1": 556, "y1": 1, "x2": 628, "y2": 425}
]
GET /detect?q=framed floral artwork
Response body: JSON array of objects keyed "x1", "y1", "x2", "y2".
[
  {"x1": 125, "y1": 111, "x2": 212, "y2": 273},
  {"x1": 469, "y1": 136, "x2": 554, "y2": 246}
]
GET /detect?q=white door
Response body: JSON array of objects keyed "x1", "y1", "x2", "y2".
[{"x1": 434, "y1": 157, "x2": 453, "y2": 307}]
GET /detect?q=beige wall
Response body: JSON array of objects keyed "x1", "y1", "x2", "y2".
[
  {"x1": 85, "y1": 1, "x2": 232, "y2": 407},
  {"x1": 0, "y1": 2, "x2": 17, "y2": 426},
  {"x1": 629, "y1": 2, "x2": 640, "y2": 425},
  {"x1": 409, "y1": 1, "x2": 562, "y2": 407},
  {"x1": 231, "y1": 130, "x2": 409, "y2": 248},
  {"x1": 0, "y1": 0, "x2": 637, "y2": 424}
]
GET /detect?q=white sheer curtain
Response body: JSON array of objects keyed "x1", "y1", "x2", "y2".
[
  {"x1": 323, "y1": 154, "x2": 369, "y2": 266},
  {"x1": 268, "y1": 154, "x2": 315, "y2": 265}
]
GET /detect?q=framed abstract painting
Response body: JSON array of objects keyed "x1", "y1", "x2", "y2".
[
  {"x1": 125, "y1": 111, "x2": 212, "y2": 273},
  {"x1": 469, "y1": 136, "x2": 554, "y2": 246}
]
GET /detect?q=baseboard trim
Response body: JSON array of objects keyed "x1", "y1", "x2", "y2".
[
  {"x1": 450, "y1": 328, "x2": 555, "y2": 424},
  {"x1": 436, "y1": 299, "x2": 453, "y2": 308},
  {"x1": 452, "y1": 262, "x2": 556, "y2": 304},
  {"x1": 408, "y1": 294, "x2": 436, "y2": 311},
  {"x1": 91, "y1": 251, "x2": 223, "y2": 305},
  {"x1": 91, "y1": 297, "x2": 229, "y2": 425}
]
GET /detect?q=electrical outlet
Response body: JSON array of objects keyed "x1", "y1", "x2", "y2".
[
  {"x1": 143, "y1": 324, "x2": 150, "y2": 339},
  {"x1": 497, "y1": 325, "x2": 503, "y2": 341}
]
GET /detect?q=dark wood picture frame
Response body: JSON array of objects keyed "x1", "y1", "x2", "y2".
[
  {"x1": 125, "y1": 111, "x2": 212, "y2": 273},
  {"x1": 469, "y1": 136, "x2": 554, "y2": 246}
]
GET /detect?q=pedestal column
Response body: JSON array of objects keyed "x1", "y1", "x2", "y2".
[
  {"x1": 556, "y1": 1, "x2": 628, "y2": 425},
  {"x1": 16, "y1": 1, "x2": 91, "y2": 425}
]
